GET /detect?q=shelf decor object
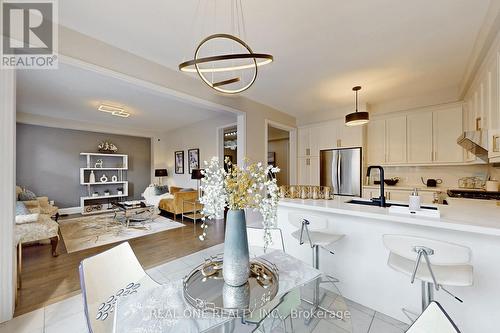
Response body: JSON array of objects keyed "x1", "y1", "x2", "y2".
[
  {"x1": 80, "y1": 152, "x2": 129, "y2": 215},
  {"x1": 178, "y1": 0, "x2": 273, "y2": 94},
  {"x1": 97, "y1": 140, "x2": 118, "y2": 153},
  {"x1": 345, "y1": 86, "x2": 370, "y2": 126},
  {"x1": 198, "y1": 157, "x2": 280, "y2": 287}
]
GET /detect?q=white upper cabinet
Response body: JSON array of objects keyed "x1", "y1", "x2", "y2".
[
  {"x1": 317, "y1": 122, "x2": 338, "y2": 151},
  {"x1": 385, "y1": 116, "x2": 407, "y2": 164},
  {"x1": 298, "y1": 127, "x2": 315, "y2": 157},
  {"x1": 433, "y1": 106, "x2": 463, "y2": 163},
  {"x1": 407, "y1": 112, "x2": 433, "y2": 164},
  {"x1": 338, "y1": 122, "x2": 363, "y2": 148},
  {"x1": 298, "y1": 120, "x2": 363, "y2": 158},
  {"x1": 367, "y1": 119, "x2": 386, "y2": 165}
]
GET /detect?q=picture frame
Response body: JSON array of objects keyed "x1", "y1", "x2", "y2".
[
  {"x1": 268, "y1": 152, "x2": 276, "y2": 165},
  {"x1": 175, "y1": 151, "x2": 184, "y2": 174},
  {"x1": 188, "y1": 148, "x2": 200, "y2": 174}
]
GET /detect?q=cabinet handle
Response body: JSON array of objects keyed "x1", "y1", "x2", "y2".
[
  {"x1": 493, "y1": 135, "x2": 500, "y2": 152},
  {"x1": 337, "y1": 139, "x2": 341, "y2": 147},
  {"x1": 433, "y1": 151, "x2": 437, "y2": 161},
  {"x1": 306, "y1": 158, "x2": 310, "y2": 166},
  {"x1": 306, "y1": 148, "x2": 310, "y2": 156}
]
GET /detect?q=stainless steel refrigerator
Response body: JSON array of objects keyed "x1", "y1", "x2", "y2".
[{"x1": 320, "y1": 147, "x2": 362, "y2": 196}]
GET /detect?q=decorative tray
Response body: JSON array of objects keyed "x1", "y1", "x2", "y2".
[{"x1": 183, "y1": 255, "x2": 279, "y2": 316}]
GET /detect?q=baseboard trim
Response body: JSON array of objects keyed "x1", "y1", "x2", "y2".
[{"x1": 58, "y1": 207, "x2": 81, "y2": 215}]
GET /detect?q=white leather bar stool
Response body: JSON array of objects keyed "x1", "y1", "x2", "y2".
[
  {"x1": 289, "y1": 213, "x2": 344, "y2": 321},
  {"x1": 383, "y1": 234, "x2": 473, "y2": 316}
]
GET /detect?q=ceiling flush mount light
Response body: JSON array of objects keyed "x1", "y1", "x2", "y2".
[
  {"x1": 179, "y1": 0, "x2": 273, "y2": 94},
  {"x1": 98, "y1": 104, "x2": 130, "y2": 118},
  {"x1": 345, "y1": 86, "x2": 369, "y2": 126}
]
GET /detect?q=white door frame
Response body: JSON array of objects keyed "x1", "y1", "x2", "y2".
[
  {"x1": 0, "y1": 68, "x2": 16, "y2": 323},
  {"x1": 265, "y1": 119, "x2": 297, "y2": 185}
]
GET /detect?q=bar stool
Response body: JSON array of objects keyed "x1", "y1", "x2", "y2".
[
  {"x1": 289, "y1": 213, "x2": 344, "y2": 321},
  {"x1": 383, "y1": 234, "x2": 473, "y2": 317}
]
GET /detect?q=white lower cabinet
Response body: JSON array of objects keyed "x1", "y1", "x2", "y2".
[{"x1": 297, "y1": 157, "x2": 319, "y2": 185}]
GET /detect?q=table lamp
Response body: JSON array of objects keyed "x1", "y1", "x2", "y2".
[
  {"x1": 191, "y1": 169, "x2": 204, "y2": 198},
  {"x1": 155, "y1": 169, "x2": 168, "y2": 185}
]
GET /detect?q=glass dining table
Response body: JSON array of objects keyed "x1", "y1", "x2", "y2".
[{"x1": 113, "y1": 251, "x2": 353, "y2": 333}]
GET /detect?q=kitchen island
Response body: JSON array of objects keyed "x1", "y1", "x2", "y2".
[{"x1": 276, "y1": 196, "x2": 500, "y2": 332}]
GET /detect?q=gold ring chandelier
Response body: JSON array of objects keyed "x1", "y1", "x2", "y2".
[{"x1": 179, "y1": 1, "x2": 273, "y2": 94}]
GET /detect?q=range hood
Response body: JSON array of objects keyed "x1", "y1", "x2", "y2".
[{"x1": 457, "y1": 130, "x2": 488, "y2": 162}]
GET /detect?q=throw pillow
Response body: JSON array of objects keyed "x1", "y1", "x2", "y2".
[
  {"x1": 15, "y1": 201, "x2": 39, "y2": 224},
  {"x1": 154, "y1": 185, "x2": 169, "y2": 195},
  {"x1": 18, "y1": 189, "x2": 37, "y2": 201},
  {"x1": 16, "y1": 201, "x2": 29, "y2": 215}
]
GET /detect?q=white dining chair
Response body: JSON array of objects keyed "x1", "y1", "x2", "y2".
[
  {"x1": 246, "y1": 225, "x2": 285, "y2": 257},
  {"x1": 79, "y1": 242, "x2": 160, "y2": 333},
  {"x1": 246, "y1": 225, "x2": 300, "y2": 332},
  {"x1": 406, "y1": 301, "x2": 460, "y2": 333}
]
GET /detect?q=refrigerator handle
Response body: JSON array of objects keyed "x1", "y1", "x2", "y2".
[{"x1": 337, "y1": 152, "x2": 341, "y2": 191}]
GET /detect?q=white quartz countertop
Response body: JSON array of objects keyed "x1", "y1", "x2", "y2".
[{"x1": 279, "y1": 196, "x2": 500, "y2": 236}]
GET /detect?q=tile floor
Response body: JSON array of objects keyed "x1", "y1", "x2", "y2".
[{"x1": 0, "y1": 243, "x2": 409, "y2": 333}]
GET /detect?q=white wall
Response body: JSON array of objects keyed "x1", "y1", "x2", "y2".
[
  {"x1": 0, "y1": 68, "x2": 16, "y2": 322},
  {"x1": 154, "y1": 114, "x2": 237, "y2": 188},
  {"x1": 382, "y1": 164, "x2": 490, "y2": 189}
]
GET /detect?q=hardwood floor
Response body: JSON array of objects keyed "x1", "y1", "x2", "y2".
[{"x1": 14, "y1": 215, "x2": 225, "y2": 317}]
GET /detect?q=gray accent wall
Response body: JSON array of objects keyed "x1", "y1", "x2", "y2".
[{"x1": 16, "y1": 123, "x2": 151, "y2": 208}]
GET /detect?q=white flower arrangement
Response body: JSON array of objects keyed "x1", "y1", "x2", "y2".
[{"x1": 198, "y1": 157, "x2": 280, "y2": 248}]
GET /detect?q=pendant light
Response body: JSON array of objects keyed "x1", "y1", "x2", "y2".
[
  {"x1": 179, "y1": 0, "x2": 273, "y2": 94},
  {"x1": 345, "y1": 86, "x2": 369, "y2": 126}
]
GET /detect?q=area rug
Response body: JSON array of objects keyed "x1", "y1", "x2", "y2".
[{"x1": 59, "y1": 214, "x2": 185, "y2": 253}]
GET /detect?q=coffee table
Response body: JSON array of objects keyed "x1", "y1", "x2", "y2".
[{"x1": 112, "y1": 201, "x2": 155, "y2": 228}]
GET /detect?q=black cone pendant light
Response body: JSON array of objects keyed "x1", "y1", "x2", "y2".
[{"x1": 345, "y1": 86, "x2": 369, "y2": 126}]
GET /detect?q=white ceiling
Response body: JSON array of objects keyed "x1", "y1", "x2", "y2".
[
  {"x1": 17, "y1": 63, "x2": 235, "y2": 134},
  {"x1": 57, "y1": 0, "x2": 492, "y2": 119}
]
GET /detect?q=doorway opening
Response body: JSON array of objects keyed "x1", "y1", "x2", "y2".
[
  {"x1": 267, "y1": 125, "x2": 290, "y2": 186},
  {"x1": 221, "y1": 125, "x2": 238, "y2": 169}
]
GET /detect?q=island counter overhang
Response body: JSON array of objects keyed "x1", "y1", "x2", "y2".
[{"x1": 275, "y1": 197, "x2": 500, "y2": 333}]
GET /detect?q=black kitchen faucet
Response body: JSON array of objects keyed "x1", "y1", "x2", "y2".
[{"x1": 367, "y1": 165, "x2": 386, "y2": 207}]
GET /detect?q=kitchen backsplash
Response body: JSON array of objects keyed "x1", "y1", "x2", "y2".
[{"x1": 378, "y1": 165, "x2": 493, "y2": 188}]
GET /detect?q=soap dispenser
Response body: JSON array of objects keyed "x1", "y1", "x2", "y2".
[{"x1": 409, "y1": 188, "x2": 421, "y2": 211}]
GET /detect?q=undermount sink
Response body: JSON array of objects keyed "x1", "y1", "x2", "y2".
[{"x1": 346, "y1": 199, "x2": 440, "y2": 210}]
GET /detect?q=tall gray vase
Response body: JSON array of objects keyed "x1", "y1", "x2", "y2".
[{"x1": 223, "y1": 209, "x2": 250, "y2": 287}]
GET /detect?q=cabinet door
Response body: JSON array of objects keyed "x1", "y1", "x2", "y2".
[
  {"x1": 310, "y1": 157, "x2": 320, "y2": 186},
  {"x1": 407, "y1": 112, "x2": 433, "y2": 163},
  {"x1": 367, "y1": 119, "x2": 386, "y2": 165},
  {"x1": 338, "y1": 122, "x2": 363, "y2": 148},
  {"x1": 297, "y1": 157, "x2": 310, "y2": 184},
  {"x1": 433, "y1": 107, "x2": 464, "y2": 163},
  {"x1": 386, "y1": 116, "x2": 407, "y2": 164},
  {"x1": 317, "y1": 122, "x2": 338, "y2": 151},
  {"x1": 298, "y1": 128, "x2": 310, "y2": 157}
]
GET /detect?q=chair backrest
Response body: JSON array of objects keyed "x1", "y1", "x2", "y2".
[
  {"x1": 288, "y1": 212, "x2": 328, "y2": 230},
  {"x1": 383, "y1": 235, "x2": 471, "y2": 265},
  {"x1": 406, "y1": 301, "x2": 460, "y2": 333},
  {"x1": 247, "y1": 226, "x2": 285, "y2": 252},
  {"x1": 79, "y1": 242, "x2": 159, "y2": 333}
]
